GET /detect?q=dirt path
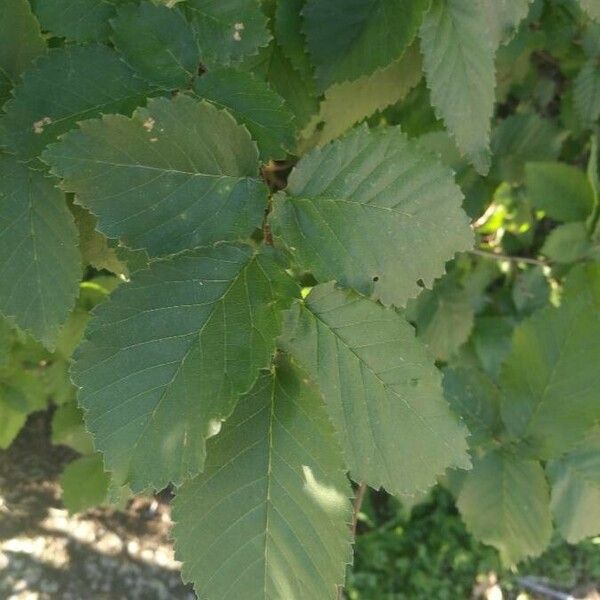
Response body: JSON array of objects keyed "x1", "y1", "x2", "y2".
[{"x1": 0, "y1": 413, "x2": 195, "y2": 600}]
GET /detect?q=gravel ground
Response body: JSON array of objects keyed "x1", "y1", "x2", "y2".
[{"x1": 0, "y1": 412, "x2": 195, "y2": 600}]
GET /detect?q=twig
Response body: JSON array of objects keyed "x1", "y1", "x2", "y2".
[
  {"x1": 351, "y1": 482, "x2": 368, "y2": 538},
  {"x1": 517, "y1": 576, "x2": 578, "y2": 600},
  {"x1": 469, "y1": 248, "x2": 550, "y2": 267},
  {"x1": 337, "y1": 482, "x2": 368, "y2": 600}
]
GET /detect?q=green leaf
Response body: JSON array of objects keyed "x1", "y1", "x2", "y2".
[
  {"x1": 580, "y1": 0, "x2": 600, "y2": 22},
  {"x1": 0, "y1": 0, "x2": 46, "y2": 101},
  {"x1": 457, "y1": 450, "x2": 552, "y2": 565},
  {"x1": 0, "y1": 398, "x2": 28, "y2": 449},
  {"x1": 173, "y1": 357, "x2": 352, "y2": 600},
  {"x1": 193, "y1": 68, "x2": 295, "y2": 159},
  {"x1": 111, "y1": 1, "x2": 199, "y2": 89},
  {"x1": 266, "y1": 43, "x2": 319, "y2": 132},
  {"x1": 491, "y1": 113, "x2": 564, "y2": 183},
  {"x1": 31, "y1": 0, "x2": 124, "y2": 42},
  {"x1": 443, "y1": 367, "x2": 502, "y2": 448},
  {"x1": 51, "y1": 401, "x2": 95, "y2": 455},
  {"x1": 574, "y1": 58, "x2": 600, "y2": 125},
  {"x1": 279, "y1": 283, "x2": 470, "y2": 496},
  {"x1": 541, "y1": 222, "x2": 591, "y2": 263},
  {"x1": 407, "y1": 277, "x2": 474, "y2": 361},
  {"x1": 526, "y1": 162, "x2": 595, "y2": 222},
  {"x1": 303, "y1": 44, "x2": 423, "y2": 148},
  {"x1": 479, "y1": 0, "x2": 533, "y2": 47},
  {"x1": 501, "y1": 263, "x2": 600, "y2": 458},
  {"x1": 60, "y1": 454, "x2": 110, "y2": 513},
  {"x1": 0, "y1": 155, "x2": 80, "y2": 349},
  {"x1": 71, "y1": 243, "x2": 299, "y2": 491},
  {"x1": 512, "y1": 267, "x2": 550, "y2": 316},
  {"x1": 547, "y1": 429, "x2": 600, "y2": 543},
  {"x1": 185, "y1": 0, "x2": 271, "y2": 68},
  {"x1": 303, "y1": 0, "x2": 429, "y2": 91},
  {"x1": 0, "y1": 45, "x2": 155, "y2": 161},
  {"x1": 419, "y1": 0, "x2": 495, "y2": 174},
  {"x1": 270, "y1": 125, "x2": 473, "y2": 307},
  {"x1": 274, "y1": 0, "x2": 312, "y2": 79},
  {"x1": 43, "y1": 95, "x2": 267, "y2": 258}
]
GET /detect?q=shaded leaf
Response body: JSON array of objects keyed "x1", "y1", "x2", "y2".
[
  {"x1": 279, "y1": 283, "x2": 470, "y2": 496},
  {"x1": 60, "y1": 454, "x2": 110, "y2": 513},
  {"x1": 51, "y1": 401, "x2": 95, "y2": 455},
  {"x1": 0, "y1": 0, "x2": 46, "y2": 104},
  {"x1": 491, "y1": 113, "x2": 564, "y2": 183},
  {"x1": 547, "y1": 429, "x2": 600, "y2": 543},
  {"x1": 457, "y1": 450, "x2": 552, "y2": 565},
  {"x1": 303, "y1": 0, "x2": 429, "y2": 90},
  {"x1": 173, "y1": 358, "x2": 352, "y2": 600},
  {"x1": 270, "y1": 125, "x2": 473, "y2": 307},
  {"x1": 526, "y1": 162, "x2": 595, "y2": 222},
  {"x1": 419, "y1": 0, "x2": 495, "y2": 173},
  {"x1": 0, "y1": 45, "x2": 155, "y2": 160},
  {"x1": 43, "y1": 95, "x2": 267, "y2": 257},
  {"x1": 501, "y1": 263, "x2": 600, "y2": 458},
  {"x1": 443, "y1": 367, "x2": 502, "y2": 448},
  {"x1": 31, "y1": 0, "x2": 124, "y2": 42},
  {"x1": 574, "y1": 58, "x2": 600, "y2": 125},
  {"x1": 71, "y1": 243, "x2": 299, "y2": 491},
  {"x1": 0, "y1": 155, "x2": 80, "y2": 349},
  {"x1": 111, "y1": 1, "x2": 198, "y2": 89},
  {"x1": 193, "y1": 68, "x2": 295, "y2": 159},
  {"x1": 541, "y1": 222, "x2": 591, "y2": 263},
  {"x1": 407, "y1": 277, "x2": 474, "y2": 361},
  {"x1": 303, "y1": 44, "x2": 423, "y2": 148},
  {"x1": 185, "y1": 0, "x2": 271, "y2": 68}
]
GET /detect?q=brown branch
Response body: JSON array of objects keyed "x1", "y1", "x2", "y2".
[
  {"x1": 469, "y1": 248, "x2": 550, "y2": 267},
  {"x1": 337, "y1": 482, "x2": 368, "y2": 600}
]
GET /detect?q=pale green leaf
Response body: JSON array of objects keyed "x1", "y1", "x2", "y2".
[
  {"x1": 185, "y1": 0, "x2": 271, "y2": 68},
  {"x1": 0, "y1": 45, "x2": 155, "y2": 160},
  {"x1": 279, "y1": 283, "x2": 470, "y2": 496},
  {"x1": 51, "y1": 401, "x2": 95, "y2": 455},
  {"x1": 547, "y1": 429, "x2": 600, "y2": 543},
  {"x1": 541, "y1": 222, "x2": 591, "y2": 263},
  {"x1": 43, "y1": 95, "x2": 267, "y2": 258},
  {"x1": 407, "y1": 278, "x2": 474, "y2": 361},
  {"x1": 0, "y1": 400, "x2": 27, "y2": 449},
  {"x1": 73, "y1": 206, "x2": 128, "y2": 276},
  {"x1": 31, "y1": 0, "x2": 124, "y2": 42},
  {"x1": 419, "y1": 0, "x2": 495, "y2": 174},
  {"x1": 457, "y1": 450, "x2": 552, "y2": 565},
  {"x1": 580, "y1": 0, "x2": 600, "y2": 22},
  {"x1": 501, "y1": 263, "x2": 600, "y2": 458},
  {"x1": 303, "y1": 0, "x2": 429, "y2": 91},
  {"x1": 574, "y1": 58, "x2": 600, "y2": 125},
  {"x1": 193, "y1": 68, "x2": 295, "y2": 159},
  {"x1": 111, "y1": 1, "x2": 199, "y2": 89},
  {"x1": 0, "y1": 0, "x2": 46, "y2": 99},
  {"x1": 0, "y1": 155, "x2": 80, "y2": 349},
  {"x1": 61, "y1": 454, "x2": 110, "y2": 513},
  {"x1": 71, "y1": 243, "x2": 299, "y2": 491},
  {"x1": 526, "y1": 162, "x2": 595, "y2": 222},
  {"x1": 303, "y1": 44, "x2": 423, "y2": 148},
  {"x1": 270, "y1": 125, "x2": 473, "y2": 307},
  {"x1": 443, "y1": 367, "x2": 502, "y2": 448},
  {"x1": 479, "y1": 0, "x2": 533, "y2": 47},
  {"x1": 491, "y1": 113, "x2": 564, "y2": 183},
  {"x1": 173, "y1": 357, "x2": 352, "y2": 600}
]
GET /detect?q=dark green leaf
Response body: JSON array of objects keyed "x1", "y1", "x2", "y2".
[{"x1": 43, "y1": 95, "x2": 267, "y2": 257}]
